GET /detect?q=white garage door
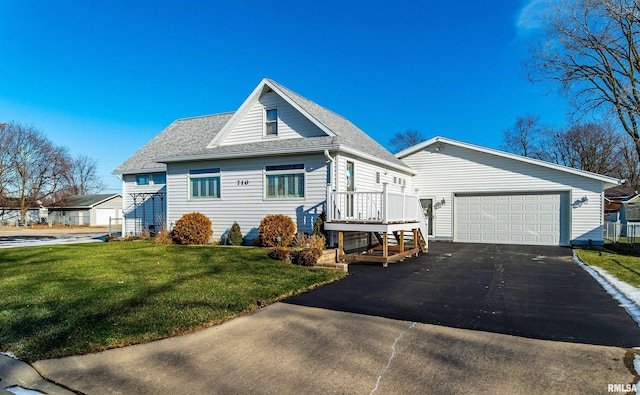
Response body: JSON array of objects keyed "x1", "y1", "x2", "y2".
[
  {"x1": 455, "y1": 193, "x2": 567, "y2": 246},
  {"x1": 95, "y1": 208, "x2": 117, "y2": 226}
]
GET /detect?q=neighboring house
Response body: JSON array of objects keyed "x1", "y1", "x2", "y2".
[
  {"x1": 396, "y1": 137, "x2": 622, "y2": 246},
  {"x1": 115, "y1": 79, "x2": 621, "y2": 250},
  {"x1": 0, "y1": 205, "x2": 42, "y2": 225},
  {"x1": 48, "y1": 194, "x2": 122, "y2": 226},
  {"x1": 114, "y1": 79, "x2": 425, "y2": 261}
]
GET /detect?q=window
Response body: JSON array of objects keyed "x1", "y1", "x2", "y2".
[
  {"x1": 189, "y1": 168, "x2": 220, "y2": 199},
  {"x1": 375, "y1": 172, "x2": 381, "y2": 184},
  {"x1": 152, "y1": 173, "x2": 166, "y2": 185},
  {"x1": 265, "y1": 108, "x2": 278, "y2": 136},
  {"x1": 136, "y1": 172, "x2": 165, "y2": 186},
  {"x1": 136, "y1": 174, "x2": 149, "y2": 185},
  {"x1": 265, "y1": 164, "x2": 304, "y2": 199}
]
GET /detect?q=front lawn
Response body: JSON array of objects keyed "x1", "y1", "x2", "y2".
[
  {"x1": 576, "y1": 244, "x2": 640, "y2": 288},
  {"x1": 0, "y1": 241, "x2": 345, "y2": 362}
]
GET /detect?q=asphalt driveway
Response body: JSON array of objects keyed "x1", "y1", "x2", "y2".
[{"x1": 286, "y1": 242, "x2": 640, "y2": 347}]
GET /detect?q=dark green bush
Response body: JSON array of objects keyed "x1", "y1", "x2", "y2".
[
  {"x1": 258, "y1": 214, "x2": 296, "y2": 247},
  {"x1": 172, "y1": 212, "x2": 212, "y2": 245},
  {"x1": 227, "y1": 222, "x2": 243, "y2": 246}
]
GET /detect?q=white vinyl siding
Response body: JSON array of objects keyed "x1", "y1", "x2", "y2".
[
  {"x1": 166, "y1": 154, "x2": 327, "y2": 243},
  {"x1": 333, "y1": 154, "x2": 413, "y2": 193},
  {"x1": 401, "y1": 144, "x2": 605, "y2": 245},
  {"x1": 222, "y1": 91, "x2": 327, "y2": 145}
]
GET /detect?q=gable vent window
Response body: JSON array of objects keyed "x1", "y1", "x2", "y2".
[
  {"x1": 265, "y1": 164, "x2": 304, "y2": 199},
  {"x1": 189, "y1": 168, "x2": 221, "y2": 199},
  {"x1": 375, "y1": 172, "x2": 381, "y2": 184},
  {"x1": 265, "y1": 108, "x2": 278, "y2": 136}
]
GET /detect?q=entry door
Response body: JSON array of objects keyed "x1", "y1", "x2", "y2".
[
  {"x1": 346, "y1": 161, "x2": 355, "y2": 217},
  {"x1": 420, "y1": 198, "x2": 434, "y2": 236}
]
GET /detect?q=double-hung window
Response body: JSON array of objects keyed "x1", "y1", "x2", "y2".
[
  {"x1": 265, "y1": 107, "x2": 278, "y2": 136},
  {"x1": 265, "y1": 164, "x2": 304, "y2": 199},
  {"x1": 190, "y1": 168, "x2": 221, "y2": 199}
]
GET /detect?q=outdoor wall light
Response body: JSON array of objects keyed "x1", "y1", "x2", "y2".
[{"x1": 434, "y1": 198, "x2": 446, "y2": 209}]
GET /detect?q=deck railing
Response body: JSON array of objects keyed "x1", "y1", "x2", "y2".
[{"x1": 327, "y1": 183, "x2": 421, "y2": 224}]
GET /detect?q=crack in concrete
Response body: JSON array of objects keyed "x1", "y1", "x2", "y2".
[{"x1": 370, "y1": 322, "x2": 417, "y2": 394}]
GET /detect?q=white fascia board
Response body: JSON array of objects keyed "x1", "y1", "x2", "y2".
[
  {"x1": 207, "y1": 80, "x2": 267, "y2": 148},
  {"x1": 339, "y1": 146, "x2": 418, "y2": 176},
  {"x1": 112, "y1": 166, "x2": 166, "y2": 176},
  {"x1": 88, "y1": 194, "x2": 122, "y2": 208},
  {"x1": 397, "y1": 136, "x2": 623, "y2": 185},
  {"x1": 157, "y1": 144, "x2": 341, "y2": 163}
]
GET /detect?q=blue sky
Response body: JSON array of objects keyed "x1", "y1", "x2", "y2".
[{"x1": 0, "y1": 0, "x2": 567, "y2": 193}]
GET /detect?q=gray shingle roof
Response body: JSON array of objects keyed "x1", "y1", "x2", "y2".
[
  {"x1": 48, "y1": 194, "x2": 121, "y2": 209},
  {"x1": 113, "y1": 113, "x2": 233, "y2": 174},
  {"x1": 114, "y1": 80, "x2": 411, "y2": 174}
]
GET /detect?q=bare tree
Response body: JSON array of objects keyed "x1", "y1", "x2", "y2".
[
  {"x1": 389, "y1": 129, "x2": 427, "y2": 153},
  {"x1": 527, "y1": 0, "x2": 640, "y2": 158},
  {"x1": 616, "y1": 139, "x2": 640, "y2": 188},
  {"x1": 501, "y1": 114, "x2": 548, "y2": 159},
  {"x1": 62, "y1": 154, "x2": 106, "y2": 196},
  {"x1": 3, "y1": 122, "x2": 72, "y2": 222},
  {"x1": 546, "y1": 122, "x2": 622, "y2": 175}
]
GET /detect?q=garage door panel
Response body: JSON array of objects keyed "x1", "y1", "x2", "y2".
[{"x1": 455, "y1": 193, "x2": 566, "y2": 246}]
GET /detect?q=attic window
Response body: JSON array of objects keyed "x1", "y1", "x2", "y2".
[{"x1": 265, "y1": 108, "x2": 278, "y2": 136}]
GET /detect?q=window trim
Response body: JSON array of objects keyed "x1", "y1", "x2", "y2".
[
  {"x1": 263, "y1": 163, "x2": 306, "y2": 200},
  {"x1": 189, "y1": 168, "x2": 221, "y2": 200},
  {"x1": 264, "y1": 107, "x2": 278, "y2": 137}
]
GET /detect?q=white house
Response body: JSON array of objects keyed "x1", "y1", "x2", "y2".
[
  {"x1": 47, "y1": 194, "x2": 122, "y2": 226},
  {"x1": 115, "y1": 79, "x2": 621, "y2": 253},
  {"x1": 396, "y1": 137, "x2": 621, "y2": 246},
  {"x1": 114, "y1": 79, "x2": 426, "y2": 262}
]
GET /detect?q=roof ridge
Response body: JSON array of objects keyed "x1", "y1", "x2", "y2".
[{"x1": 175, "y1": 111, "x2": 235, "y2": 122}]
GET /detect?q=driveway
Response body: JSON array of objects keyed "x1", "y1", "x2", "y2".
[{"x1": 286, "y1": 242, "x2": 640, "y2": 347}]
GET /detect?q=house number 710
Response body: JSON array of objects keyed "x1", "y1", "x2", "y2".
[{"x1": 237, "y1": 180, "x2": 249, "y2": 186}]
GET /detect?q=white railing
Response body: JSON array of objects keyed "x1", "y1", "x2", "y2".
[{"x1": 327, "y1": 183, "x2": 421, "y2": 224}]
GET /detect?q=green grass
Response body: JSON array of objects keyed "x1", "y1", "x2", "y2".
[
  {"x1": 577, "y1": 244, "x2": 640, "y2": 288},
  {"x1": 0, "y1": 241, "x2": 345, "y2": 362}
]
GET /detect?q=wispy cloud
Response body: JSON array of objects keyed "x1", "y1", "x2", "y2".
[{"x1": 515, "y1": 0, "x2": 552, "y2": 36}]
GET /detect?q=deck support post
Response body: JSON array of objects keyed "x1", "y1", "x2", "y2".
[
  {"x1": 413, "y1": 228, "x2": 419, "y2": 257},
  {"x1": 399, "y1": 230, "x2": 405, "y2": 253},
  {"x1": 367, "y1": 232, "x2": 373, "y2": 254},
  {"x1": 382, "y1": 231, "x2": 388, "y2": 268},
  {"x1": 338, "y1": 231, "x2": 345, "y2": 262}
]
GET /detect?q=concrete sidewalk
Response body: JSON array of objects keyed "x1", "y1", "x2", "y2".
[{"x1": 14, "y1": 303, "x2": 637, "y2": 394}]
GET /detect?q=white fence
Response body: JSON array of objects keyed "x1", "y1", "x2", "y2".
[
  {"x1": 327, "y1": 184, "x2": 421, "y2": 224},
  {"x1": 604, "y1": 221, "x2": 640, "y2": 244}
]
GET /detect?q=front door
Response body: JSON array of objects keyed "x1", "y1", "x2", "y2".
[
  {"x1": 346, "y1": 161, "x2": 355, "y2": 218},
  {"x1": 420, "y1": 198, "x2": 434, "y2": 236}
]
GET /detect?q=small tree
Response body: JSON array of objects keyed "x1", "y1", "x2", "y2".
[{"x1": 227, "y1": 222, "x2": 244, "y2": 245}]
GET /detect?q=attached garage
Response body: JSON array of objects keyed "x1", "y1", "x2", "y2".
[
  {"x1": 455, "y1": 192, "x2": 569, "y2": 246},
  {"x1": 397, "y1": 137, "x2": 622, "y2": 246}
]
